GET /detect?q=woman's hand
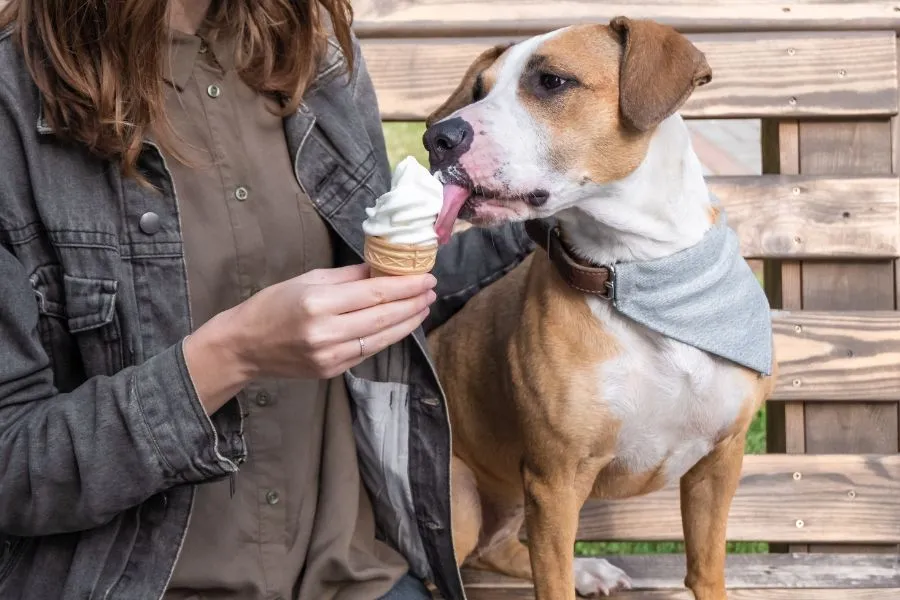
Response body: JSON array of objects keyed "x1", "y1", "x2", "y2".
[{"x1": 183, "y1": 264, "x2": 436, "y2": 414}]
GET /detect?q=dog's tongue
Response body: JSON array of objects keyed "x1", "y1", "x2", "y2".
[{"x1": 434, "y1": 183, "x2": 470, "y2": 245}]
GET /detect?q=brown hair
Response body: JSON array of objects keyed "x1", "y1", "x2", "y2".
[{"x1": 0, "y1": 0, "x2": 354, "y2": 180}]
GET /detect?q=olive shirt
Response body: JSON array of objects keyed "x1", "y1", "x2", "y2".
[{"x1": 159, "y1": 30, "x2": 408, "y2": 600}]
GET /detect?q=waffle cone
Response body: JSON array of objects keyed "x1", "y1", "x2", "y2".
[{"x1": 364, "y1": 235, "x2": 437, "y2": 277}]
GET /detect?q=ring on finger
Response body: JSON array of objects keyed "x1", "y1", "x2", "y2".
[{"x1": 358, "y1": 337, "x2": 367, "y2": 357}]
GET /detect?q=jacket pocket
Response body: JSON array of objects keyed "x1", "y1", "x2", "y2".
[
  {"x1": 343, "y1": 370, "x2": 431, "y2": 581},
  {"x1": 0, "y1": 536, "x2": 27, "y2": 587},
  {"x1": 31, "y1": 265, "x2": 125, "y2": 384}
]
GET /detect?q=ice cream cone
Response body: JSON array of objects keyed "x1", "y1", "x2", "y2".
[{"x1": 364, "y1": 235, "x2": 437, "y2": 277}]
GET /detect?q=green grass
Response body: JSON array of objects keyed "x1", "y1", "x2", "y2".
[{"x1": 383, "y1": 121, "x2": 768, "y2": 556}]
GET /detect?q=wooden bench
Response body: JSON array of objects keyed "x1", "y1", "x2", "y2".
[{"x1": 355, "y1": 1, "x2": 900, "y2": 597}]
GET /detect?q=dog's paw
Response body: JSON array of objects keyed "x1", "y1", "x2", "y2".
[{"x1": 573, "y1": 557, "x2": 632, "y2": 597}]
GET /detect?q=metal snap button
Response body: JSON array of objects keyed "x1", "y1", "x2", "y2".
[
  {"x1": 207, "y1": 83, "x2": 221, "y2": 98},
  {"x1": 265, "y1": 490, "x2": 280, "y2": 505},
  {"x1": 255, "y1": 391, "x2": 270, "y2": 407},
  {"x1": 234, "y1": 186, "x2": 249, "y2": 201},
  {"x1": 139, "y1": 212, "x2": 161, "y2": 235}
]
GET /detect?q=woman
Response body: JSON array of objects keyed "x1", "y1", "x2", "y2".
[{"x1": 0, "y1": 1, "x2": 532, "y2": 599}]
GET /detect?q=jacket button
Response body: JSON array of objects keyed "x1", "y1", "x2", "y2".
[
  {"x1": 206, "y1": 83, "x2": 221, "y2": 98},
  {"x1": 255, "y1": 391, "x2": 270, "y2": 407},
  {"x1": 265, "y1": 490, "x2": 280, "y2": 505},
  {"x1": 234, "y1": 186, "x2": 249, "y2": 201},
  {"x1": 139, "y1": 212, "x2": 161, "y2": 235}
]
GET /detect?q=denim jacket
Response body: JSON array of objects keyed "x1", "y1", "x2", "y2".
[{"x1": 0, "y1": 28, "x2": 533, "y2": 600}]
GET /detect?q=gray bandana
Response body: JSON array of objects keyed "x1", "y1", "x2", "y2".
[{"x1": 607, "y1": 210, "x2": 773, "y2": 376}]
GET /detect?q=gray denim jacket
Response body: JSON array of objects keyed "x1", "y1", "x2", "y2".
[{"x1": 0, "y1": 29, "x2": 533, "y2": 600}]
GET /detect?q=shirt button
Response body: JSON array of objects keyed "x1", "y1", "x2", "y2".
[
  {"x1": 255, "y1": 391, "x2": 270, "y2": 407},
  {"x1": 139, "y1": 212, "x2": 161, "y2": 235},
  {"x1": 234, "y1": 186, "x2": 249, "y2": 201},
  {"x1": 206, "y1": 83, "x2": 221, "y2": 98},
  {"x1": 265, "y1": 490, "x2": 280, "y2": 505}
]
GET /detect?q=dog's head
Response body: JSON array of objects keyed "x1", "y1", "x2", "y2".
[{"x1": 426, "y1": 18, "x2": 711, "y2": 243}]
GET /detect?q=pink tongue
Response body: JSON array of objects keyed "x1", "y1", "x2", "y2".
[{"x1": 434, "y1": 184, "x2": 470, "y2": 245}]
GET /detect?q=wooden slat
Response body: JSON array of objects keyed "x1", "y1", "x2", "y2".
[
  {"x1": 567, "y1": 454, "x2": 900, "y2": 543},
  {"x1": 771, "y1": 311, "x2": 900, "y2": 401},
  {"x1": 461, "y1": 554, "x2": 900, "y2": 594},
  {"x1": 361, "y1": 32, "x2": 898, "y2": 121},
  {"x1": 711, "y1": 175, "x2": 899, "y2": 259},
  {"x1": 354, "y1": 1, "x2": 900, "y2": 36}
]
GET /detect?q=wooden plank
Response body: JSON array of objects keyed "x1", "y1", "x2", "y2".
[
  {"x1": 362, "y1": 32, "x2": 898, "y2": 121},
  {"x1": 771, "y1": 311, "x2": 900, "y2": 402},
  {"x1": 461, "y1": 554, "x2": 900, "y2": 590},
  {"x1": 760, "y1": 119, "x2": 807, "y2": 554},
  {"x1": 565, "y1": 454, "x2": 900, "y2": 543},
  {"x1": 354, "y1": 1, "x2": 900, "y2": 36},
  {"x1": 793, "y1": 120, "x2": 900, "y2": 555},
  {"x1": 711, "y1": 175, "x2": 899, "y2": 259}
]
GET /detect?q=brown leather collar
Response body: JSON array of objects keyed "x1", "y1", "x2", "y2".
[{"x1": 524, "y1": 219, "x2": 615, "y2": 300}]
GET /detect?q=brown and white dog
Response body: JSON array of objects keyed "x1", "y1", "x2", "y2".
[{"x1": 423, "y1": 18, "x2": 776, "y2": 600}]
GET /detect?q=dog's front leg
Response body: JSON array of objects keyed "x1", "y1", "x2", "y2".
[
  {"x1": 522, "y1": 454, "x2": 614, "y2": 600},
  {"x1": 680, "y1": 434, "x2": 745, "y2": 600},
  {"x1": 522, "y1": 460, "x2": 582, "y2": 600}
]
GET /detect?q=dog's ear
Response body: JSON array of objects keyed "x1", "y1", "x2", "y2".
[
  {"x1": 609, "y1": 17, "x2": 711, "y2": 132},
  {"x1": 425, "y1": 42, "x2": 514, "y2": 127}
]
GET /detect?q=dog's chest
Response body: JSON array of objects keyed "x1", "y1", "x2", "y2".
[{"x1": 588, "y1": 298, "x2": 752, "y2": 483}]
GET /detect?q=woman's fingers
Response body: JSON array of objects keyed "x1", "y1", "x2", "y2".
[
  {"x1": 327, "y1": 290, "x2": 435, "y2": 343},
  {"x1": 299, "y1": 264, "x2": 371, "y2": 286},
  {"x1": 326, "y1": 308, "x2": 430, "y2": 367},
  {"x1": 327, "y1": 273, "x2": 437, "y2": 315}
]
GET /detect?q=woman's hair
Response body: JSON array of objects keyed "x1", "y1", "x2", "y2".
[{"x1": 0, "y1": 0, "x2": 354, "y2": 180}]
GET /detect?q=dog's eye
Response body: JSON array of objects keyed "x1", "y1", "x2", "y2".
[{"x1": 539, "y1": 73, "x2": 567, "y2": 91}]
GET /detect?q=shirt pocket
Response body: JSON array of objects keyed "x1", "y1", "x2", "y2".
[{"x1": 30, "y1": 265, "x2": 126, "y2": 386}]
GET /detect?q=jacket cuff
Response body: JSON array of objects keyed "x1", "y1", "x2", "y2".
[{"x1": 132, "y1": 341, "x2": 244, "y2": 484}]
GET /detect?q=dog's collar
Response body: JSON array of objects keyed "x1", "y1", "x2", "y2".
[{"x1": 524, "y1": 219, "x2": 615, "y2": 300}]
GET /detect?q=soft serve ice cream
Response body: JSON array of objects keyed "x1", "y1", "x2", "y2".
[
  {"x1": 362, "y1": 156, "x2": 443, "y2": 276},
  {"x1": 362, "y1": 156, "x2": 443, "y2": 246}
]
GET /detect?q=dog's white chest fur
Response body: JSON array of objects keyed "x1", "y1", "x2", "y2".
[{"x1": 588, "y1": 297, "x2": 752, "y2": 483}]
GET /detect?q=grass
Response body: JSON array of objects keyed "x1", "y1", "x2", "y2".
[{"x1": 382, "y1": 121, "x2": 768, "y2": 556}]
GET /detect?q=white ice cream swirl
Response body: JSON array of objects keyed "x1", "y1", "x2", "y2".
[{"x1": 362, "y1": 156, "x2": 443, "y2": 246}]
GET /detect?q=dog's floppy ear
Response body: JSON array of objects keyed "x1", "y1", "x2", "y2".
[
  {"x1": 609, "y1": 17, "x2": 711, "y2": 132},
  {"x1": 425, "y1": 42, "x2": 514, "y2": 127}
]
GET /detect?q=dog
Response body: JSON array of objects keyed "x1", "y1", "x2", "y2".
[{"x1": 423, "y1": 17, "x2": 776, "y2": 600}]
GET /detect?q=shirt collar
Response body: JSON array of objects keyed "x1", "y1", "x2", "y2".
[{"x1": 163, "y1": 27, "x2": 236, "y2": 91}]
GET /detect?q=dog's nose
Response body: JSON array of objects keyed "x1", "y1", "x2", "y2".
[{"x1": 423, "y1": 117, "x2": 473, "y2": 168}]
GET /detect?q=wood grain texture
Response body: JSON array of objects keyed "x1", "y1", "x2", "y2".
[
  {"x1": 567, "y1": 455, "x2": 900, "y2": 544},
  {"x1": 771, "y1": 311, "x2": 900, "y2": 401},
  {"x1": 353, "y1": 1, "x2": 900, "y2": 36},
  {"x1": 361, "y1": 32, "x2": 898, "y2": 120},
  {"x1": 792, "y1": 120, "x2": 899, "y2": 555},
  {"x1": 460, "y1": 554, "x2": 900, "y2": 591},
  {"x1": 711, "y1": 175, "x2": 899, "y2": 259}
]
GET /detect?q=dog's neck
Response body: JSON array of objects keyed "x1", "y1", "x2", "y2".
[{"x1": 555, "y1": 116, "x2": 712, "y2": 266}]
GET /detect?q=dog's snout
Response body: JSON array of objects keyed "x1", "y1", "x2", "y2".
[{"x1": 423, "y1": 117, "x2": 474, "y2": 169}]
